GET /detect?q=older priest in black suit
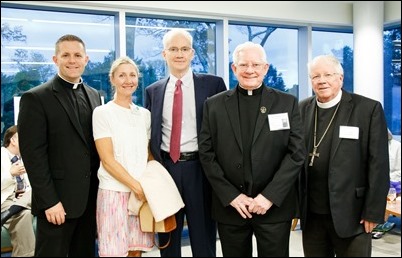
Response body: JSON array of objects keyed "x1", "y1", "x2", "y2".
[
  {"x1": 199, "y1": 41, "x2": 305, "y2": 257},
  {"x1": 298, "y1": 54, "x2": 389, "y2": 257}
]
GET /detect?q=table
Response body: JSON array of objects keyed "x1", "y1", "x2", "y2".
[{"x1": 384, "y1": 199, "x2": 401, "y2": 221}]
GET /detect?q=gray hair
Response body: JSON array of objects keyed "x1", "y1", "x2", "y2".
[
  {"x1": 232, "y1": 41, "x2": 268, "y2": 65},
  {"x1": 307, "y1": 54, "x2": 344, "y2": 76},
  {"x1": 163, "y1": 28, "x2": 193, "y2": 49}
]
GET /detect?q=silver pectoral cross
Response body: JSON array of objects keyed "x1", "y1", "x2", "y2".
[{"x1": 309, "y1": 147, "x2": 319, "y2": 166}]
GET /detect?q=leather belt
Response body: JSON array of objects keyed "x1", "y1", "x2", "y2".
[{"x1": 161, "y1": 151, "x2": 199, "y2": 161}]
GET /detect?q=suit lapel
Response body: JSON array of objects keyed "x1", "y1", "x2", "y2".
[
  {"x1": 154, "y1": 78, "x2": 169, "y2": 130},
  {"x1": 83, "y1": 84, "x2": 100, "y2": 110},
  {"x1": 52, "y1": 80, "x2": 86, "y2": 144},
  {"x1": 225, "y1": 89, "x2": 243, "y2": 153},
  {"x1": 330, "y1": 90, "x2": 353, "y2": 161},
  {"x1": 252, "y1": 86, "x2": 274, "y2": 145},
  {"x1": 193, "y1": 74, "x2": 203, "y2": 133}
]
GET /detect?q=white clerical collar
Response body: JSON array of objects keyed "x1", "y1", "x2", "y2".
[
  {"x1": 316, "y1": 90, "x2": 342, "y2": 109},
  {"x1": 239, "y1": 83, "x2": 263, "y2": 96},
  {"x1": 58, "y1": 73, "x2": 83, "y2": 89}
]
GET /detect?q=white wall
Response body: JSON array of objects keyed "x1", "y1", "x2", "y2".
[
  {"x1": 385, "y1": 1, "x2": 402, "y2": 24},
  {"x1": 5, "y1": 1, "x2": 400, "y2": 26},
  {"x1": 3, "y1": 1, "x2": 400, "y2": 26},
  {"x1": 3, "y1": 1, "x2": 353, "y2": 25}
]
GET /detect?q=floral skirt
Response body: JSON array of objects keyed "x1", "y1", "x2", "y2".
[{"x1": 96, "y1": 189, "x2": 154, "y2": 257}]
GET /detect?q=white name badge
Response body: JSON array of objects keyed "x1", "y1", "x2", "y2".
[
  {"x1": 268, "y1": 113, "x2": 290, "y2": 131},
  {"x1": 339, "y1": 126, "x2": 359, "y2": 139}
]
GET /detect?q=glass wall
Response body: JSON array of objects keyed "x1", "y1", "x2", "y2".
[
  {"x1": 1, "y1": 6, "x2": 115, "y2": 141},
  {"x1": 229, "y1": 24, "x2": 299, "y2": 97},
  {"x1": 125, "y1": 16, "x2": 216, "y2": 105},
  {"x1": 1, "y1": 3, "x2": 400, "y2": 142},
  {"x1": 384, "y1": 26, "x2": 401, "y2": 136},
  {"x1": 312, "y1": 30, "x2": 354, "y2": 92}
]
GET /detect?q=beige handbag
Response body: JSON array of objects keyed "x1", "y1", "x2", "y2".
[{"x1": 139, "y1": 202, "x2": 176, "y2": 249}]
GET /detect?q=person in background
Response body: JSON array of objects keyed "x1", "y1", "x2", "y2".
[
  {"x1": 1, "y1": 125, "x2": 35, "y2": 257},
  {"x1": 298, "y1": 54, "x2": 389, "y2": 256},
  {"x1": 93, "y1": 56, "x2": 154, "y2": 257},
  {"x1": 145, "y1": 28, "x2": 227, "y2": 257},
  {"x1": 199, "y1": 41, "x2": 305, "y2": 257},
  {"x1": 18, "y1": 34, "x2": 102, "y2": 257},
  {"x1": 388, "y1": 129, "x2": 401, "y2": 194},
  {"x1": 371, "y1": 129, "x2": 402, "y2": 239}
]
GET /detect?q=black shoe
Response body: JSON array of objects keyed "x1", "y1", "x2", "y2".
[
  {"x1": 1, "y1": 210, "x2": 12, "y2": 226},
  {"x1": 1, "y1": 205, "x2": 25, "y2": 226}
]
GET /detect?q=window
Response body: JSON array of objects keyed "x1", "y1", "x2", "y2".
[
  {"x1": 229, "y1": 24, "x2": 298, "y2": 97},
  {"x1": 1, "y1": 6, "x2": 115, "y2": 142},
  {"x1": 125, "y1": 16, "x2": 216, "y2": 106},
  {"x1": 312, "y1": 30, "x2": 354, "y2": 92},
  {"x1": 384, "y1": 26, "x2": 401, "y2": 136}
]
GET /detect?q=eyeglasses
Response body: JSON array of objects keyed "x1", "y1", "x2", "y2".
[
  {"x1": 236, "y1": 63, "x2": 265, "y2": 71},
  {"x1": 311, "y1": 73, "x2": 338, "y2": 82},
  {"x1": 166, "y1": 47, "x2": 192, "y2": 54}
]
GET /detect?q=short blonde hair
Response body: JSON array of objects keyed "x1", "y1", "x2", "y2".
[{"x1": 109, "y1": 56, "x2": 139, "y2": 79}]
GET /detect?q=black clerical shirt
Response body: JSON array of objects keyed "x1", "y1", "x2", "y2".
[
  {"x1": 237, "y1": 85, "x2": 264, "y2": 195},
  {"x1": 57, "y1": 76, "x2": 93, "y2": 148},
  {"x1": 308, "y1": 104, "x2": 338, "y2": 215}
]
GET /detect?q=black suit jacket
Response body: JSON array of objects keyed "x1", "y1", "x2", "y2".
[
  {"x1": 199, "y1": 84, "x2": 306, "y2": 225},
  {"x1": 18, "y1": 75, "x2": 101, "y2": 218},
  {"x1": 145, "y1": 73, "x2": 227, "y2": 161},
  {"x1": 298, "y1": 90, "x2": 390, "y2": 238}
]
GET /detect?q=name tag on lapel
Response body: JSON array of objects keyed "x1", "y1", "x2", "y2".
[
  {"x1": 268, "y1": 113, "x2": 290, "y2": 131},
  {"x1": 339, "y1": 126, "x2": 359, "y2": 139}
]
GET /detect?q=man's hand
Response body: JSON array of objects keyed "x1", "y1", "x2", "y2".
[
  {"x1": 45, "y1": 202, "x2": 66, "y2": 225},
  {"x1": 248, "y1": 194, "x2": 273, "y2": 215},
  {"x1": 230, "y1": 194, "x2": 254, "y2": 219},
  {"x1": 360, "y1": 219, "x2": 377, "y2": 233}
]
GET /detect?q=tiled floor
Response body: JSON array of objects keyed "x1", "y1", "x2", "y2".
[
  {"x1": 143, "y1": 225, "x2": 401, "y2": 257},
  {"x1": 1, "y1": 221, "x2": 399, "y2": 257}
]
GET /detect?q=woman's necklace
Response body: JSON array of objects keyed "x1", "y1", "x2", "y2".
[{"x1": 309, "y1": 102, "x2": 341, "y2": 166}]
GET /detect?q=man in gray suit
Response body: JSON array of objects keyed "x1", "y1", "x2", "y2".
[
  {"x1": 298, "y1": 55, "x2": 389, "y2": 257},
  {"x1": 199, "y1": 41, "x2": 305, "y2": 257},
  {"x1": 145, "y1": 28, "x2": 227, "y2": 257}
]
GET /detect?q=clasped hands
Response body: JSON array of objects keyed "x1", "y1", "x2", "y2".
[{"x1": 230, "y1": 193, "x2": 273, "y2": 219}]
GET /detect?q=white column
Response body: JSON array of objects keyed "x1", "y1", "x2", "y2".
[
  {"x1": 353, "y1": 1, "x2": 384, "y2": 105},
  {"x1": 298, "y1": 26, "x2": 313, "y2": 100}
]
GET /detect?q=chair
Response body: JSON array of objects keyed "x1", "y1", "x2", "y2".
[
  {"x1": 1, "y1": 217, "x2": 37, "y2": 254},
  {"x1": 1, "y1": 226, "x2": 12, "y2": 253}
]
